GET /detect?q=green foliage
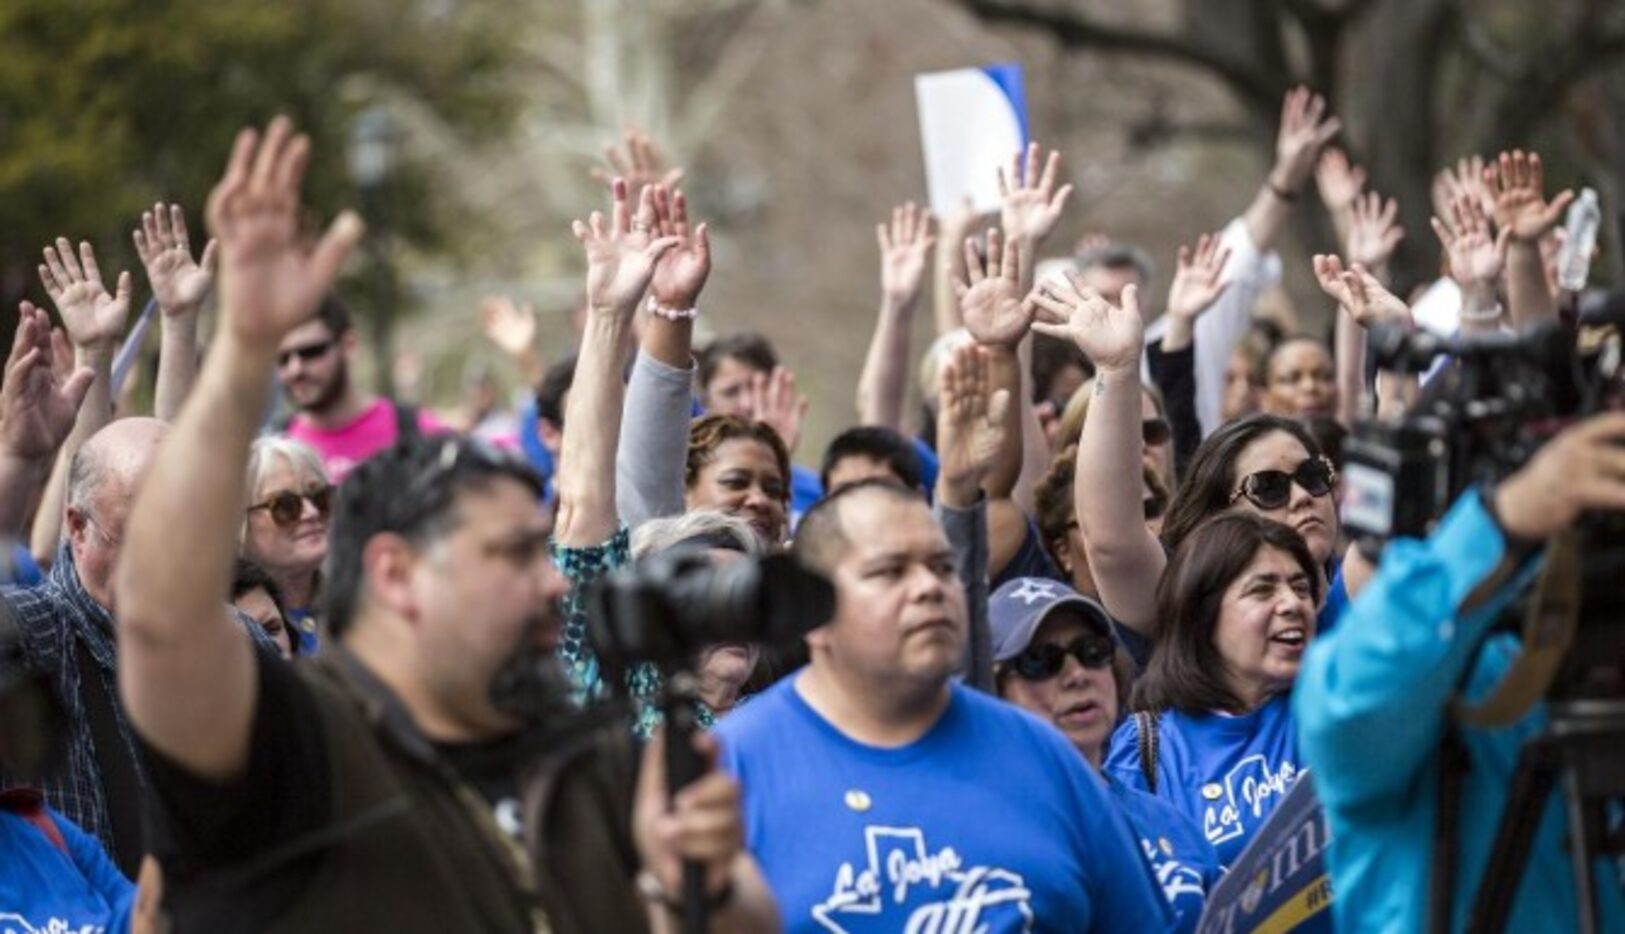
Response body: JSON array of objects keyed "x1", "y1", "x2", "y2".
[{"x1": 0, "y1": 0, "x2": 523, "y2": 301}]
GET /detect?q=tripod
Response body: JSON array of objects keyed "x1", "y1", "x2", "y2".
[{"x1": 1465, "y1": 697, "x2": 1625, "y2": 934}]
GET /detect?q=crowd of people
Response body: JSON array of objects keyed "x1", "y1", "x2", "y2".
[{"x1": 0, "y1": 79, "x2": 1621, "y2": 934}]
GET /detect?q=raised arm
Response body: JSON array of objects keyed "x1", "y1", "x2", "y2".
[
  {"x1": 479, "y1": 295, "x2": 543, "y2": 388},
  {"x1": 0, "y1": 303, "x2": 92, "y2": 536},
  {"x1": 116, "y1": 118, "x2": 362, "y2": 781},
  {"x1": 934, "y1": 342, "x2": 1010, "y2": 693},
  {"x1": 1242, "y1": 86, "x2": 1340, "y2": 252},
  {"x1": 1158, "y1": 233, "x2": 1231, "y2": 473},
  {"x1": 30, "y1": 240, "x2": 131, "y2": 562},
  {"x1": 554, "y1": 179, "x2": 677, "y2": 548},
  {"x1": 134, "y1": 203, "x2": 218, "y2": 421},
  {"x1": 1314, "y1": 148, "x2": 1366, "y2": 248},
  {"x1": 1431, "y1": 193, "x2": 1512, "y2": 336},
  {"x1": 957, "y1": 227, "x2": 1035, "y2": 573},
  {"x1": 1031, "y1": 280, "x2": 1165, "y2": 633},
  {"x1": 857, "y1": 202, "x2": 933, "y2": 429},
  {"x1": 1311, "y1": 255, "x2": 1414, "y2": 422},
  {"x1": 932, "y1": 199, "x2": 990, "y2": 336},
  {"x1": 617, "y1": 185, "x2": 711, "y2": 529},
  {"x1": 1484, "y1": 150, "x2": 1573, "y2": 328},
  {"x1": 1331, "y1": 189, "x2": 1405, "y2": 426}
]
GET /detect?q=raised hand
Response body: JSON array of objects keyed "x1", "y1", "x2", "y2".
[
  {"x1": 999, "y1": 142, "x2": 1073, "y2": 246},
  {"x1": 1315, "y1": 148, "x2": 1366, "y2": 218},
  {"x1": 878, "y1": 201, "x2": 935, "y2": 308},
  {"x1": 0, "y1": 302, "x2": 94, "y2": 460},
  {"x1": 1345, "y1": 190, "x2": 1405, "y2": 270},
  {"x1": 1166, "y1": 232, "x2": 1232, "y2": 324},
  {"x1": 133, "y1": 203, "x2": 219, "y2": 316},
  {"x1": 591, "y1": 129, "x2": 685, "y2": 201},
  {"x1": 748, "y1": 366, "x2": 808, "y2": 455},
  {"x1": 1484, "y1": 150, "x2": 1575, "y2": 243},
  {"x1": 957, "y1": 228, "x2": 1033, "y2": 348},
  {"x1": 1270, "y1": 86, "x2": 1342, "y2": 194},
  {"x1": 648, "y1": 186, "x2": 711, "y2": 310},
  {"x1": 479, "y1": 295, "x2": 538, "y2": 359},
  {"x1": 1431, "y1": 194, "x2": 1511, "y2": 293},
  {"x1": 1029, "y1": 277, "x2": 1142, "y2": 372},
  {"x1": 572, "y1": 177, "x2": 681, "y2": 317},
  {"x1": 1311, "y1": 254, "x2": 1411, "y2": 329},
  {"x1": 1432, "y1": 155, "x2": 1495, "y2": 221},
  {"x1": 206, "y1": 117, "x2": 364, "y2": 350},
  {"x1": 39, "y1": 239, "x2": 132, "y2": 352},
  {"x1": 935, "y1": 342, "x2": 1011, "y2": 503}
]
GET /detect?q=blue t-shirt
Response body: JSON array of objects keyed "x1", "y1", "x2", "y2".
[
  {"x1": 0, "y1": 801, "x2": 136, "y2": 933},
  {"x1": 717, "y1": 674, "x2": 1172, "y2": 933},
  {"x1": 1105, "y1": 693, "x2": 1303, "y2": 869},
  {"x1": 286, "y1": 607, "x2": 319, "y2": 656},
  {"x1": 991, "y1": 519, "x2": 1067, "y2": 592},
  {"x1": 1107, "y1": 777, "x2": 1221, "y2": 933}
]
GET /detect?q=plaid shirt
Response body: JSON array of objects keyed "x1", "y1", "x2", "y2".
[
  {"x1": 0, "y1": 545, "x2": 279, "y2": 860},
  {"x1": 0, "y1": 545, "x2": 145, "y2": 857}
]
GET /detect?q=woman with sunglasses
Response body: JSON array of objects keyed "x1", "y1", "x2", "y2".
[
  {"x1": 988, "y1": 576, "x2": 1220, "y2": 931},
  {"x1": 1031, "y1": 279, "x2": 1370, "y2": 651},
  {"x1": 241, "y1": 436, "x2": 332, "y2": 655}
]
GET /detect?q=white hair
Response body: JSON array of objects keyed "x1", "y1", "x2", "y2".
[{"x1": 631, "y1": 509, "x2": 763, "y2": 560}]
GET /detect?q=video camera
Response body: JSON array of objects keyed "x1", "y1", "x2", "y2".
[{"x1": 1341, "y1": 305, "x2": 1625, "y2": 579}]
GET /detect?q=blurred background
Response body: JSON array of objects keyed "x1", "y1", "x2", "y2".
[{"x1": 2, "y1": 0, "x2": 1621, "y2": 454}]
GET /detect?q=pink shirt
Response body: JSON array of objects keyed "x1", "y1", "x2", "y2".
[{"x1": 287, "y1": 399, "x2": 446, "y2": 483}]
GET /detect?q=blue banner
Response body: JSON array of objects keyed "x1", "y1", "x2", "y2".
[{"x1": 1197, "y1": 773, "x2": 1335, "y2": 934}]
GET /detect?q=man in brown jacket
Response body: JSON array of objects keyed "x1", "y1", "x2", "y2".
[{"x1": 114, "y1": 117, "x2": 776, "y2": 933}]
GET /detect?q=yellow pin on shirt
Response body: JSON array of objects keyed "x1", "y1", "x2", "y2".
[{"x1": 844, "y1": 790, "x2": 872, "y2": 812}]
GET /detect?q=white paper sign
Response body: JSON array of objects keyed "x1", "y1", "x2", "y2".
[{"x1": 915, "y1": 63, "x2": 1029, "y2": 216}]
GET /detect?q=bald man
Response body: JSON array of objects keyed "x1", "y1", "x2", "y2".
[{"x1": 1, "y1": 417, "x2": 166, "y2": 875}]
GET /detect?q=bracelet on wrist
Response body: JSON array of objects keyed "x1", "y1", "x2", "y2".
[
  {"x1": 1458, "y1": 302, "x2": 1504, "y2": 323},
  {"x1": 1266, "y1": 180, "x2": 1299, "y2": 204},
  {"x1": 646, "y1": 296, "x2": 698, "y2": 321}
]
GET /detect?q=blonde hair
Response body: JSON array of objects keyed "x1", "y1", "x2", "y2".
[{"x1": 1054, "y1": 377, "x2": 1167, "y2": 451}]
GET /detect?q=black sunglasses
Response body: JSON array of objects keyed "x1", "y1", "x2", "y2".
[
  {"x1": 1008, "y1": 633, "x2": 1115, "y2": 681},
  {"x1": 248, "y1": 486, "x2": 333, "y2": 528},
  {"x1": 276, "y1": 339, "x2": 336, "y2": 368},
  {"x1": 1229, "y1": 456, "x2": 1337, "y2": 511}
]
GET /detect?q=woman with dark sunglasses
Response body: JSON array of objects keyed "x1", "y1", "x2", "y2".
[
  {"x1": 241, "y1": 436, "x2": 333, "y2": 654},
  {"x1": 988, "y1": 576, "x2": 1220, "y2": 931}
]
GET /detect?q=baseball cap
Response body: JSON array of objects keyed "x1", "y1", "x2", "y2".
[{"x1": 988, "y1": 577, "x2": 1116, "y2": 663}]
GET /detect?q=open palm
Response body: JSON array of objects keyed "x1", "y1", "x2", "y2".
[
  {"x1": 958, "y1": 228, "x2": 1032, "y2": 347},
  {"x1": 207, "y1": 118, "x2": 363, "y2": 347},
  {"x1": 648, "y1": 187, "x2": 710, "y2": 308},
  {"x1": 40, "y1": 239, "x2": 130, "y2": 350},
  {"x1": 1029, "y1": 277, "x2": 1142, "y2": 371},
  {"x1": 574, "y1": 179, "x2": 680, "y2": 315},
  {"x1": 135, "y1": 203, "x2": 218, "y2": 314}
]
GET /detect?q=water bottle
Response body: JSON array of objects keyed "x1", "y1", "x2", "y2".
[{"x1": 1557, "y1": 188, "x2": 1600, "y2": 292}]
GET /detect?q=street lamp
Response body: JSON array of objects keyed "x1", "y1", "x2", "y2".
[{"x1": 347, "y1": 106, "x2": 402, "y2": 397}]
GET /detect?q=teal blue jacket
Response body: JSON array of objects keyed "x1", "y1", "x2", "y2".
[{"x1": 1294, "y1": 489, "x2": 1625, "y2": 933}]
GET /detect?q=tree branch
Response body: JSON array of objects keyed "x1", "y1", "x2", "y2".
[
  {"x1": 954, "y1": 0, "x2": 1283, "y2": 112},
  {"x1": 1489, "y1": 24, "x2": 1625, "y2": 146}
]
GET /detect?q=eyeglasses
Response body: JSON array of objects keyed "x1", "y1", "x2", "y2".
[
  {"x1": 83, "y1": 513, "x2": 122, "y2": 547},
  {"x1": 1229, "y1": 456, "x2": 1337, "y2": 511},
  {"x1": 1143, "y1": 417, "x2": 1170, "y2": 447},
  {"x1": 248, "y1": 486, "x2": 333, "y2": 528},
  {"x1": 276, "y1": 339, "x2": 336, "y2": 369},
  {"x1": 1007, "y1": 633, "x2": 1115, "y2": 681}
]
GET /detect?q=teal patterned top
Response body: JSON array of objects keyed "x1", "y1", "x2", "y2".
[{"x1": 554, "y1": 526, "x2": 716, "y2": 736}]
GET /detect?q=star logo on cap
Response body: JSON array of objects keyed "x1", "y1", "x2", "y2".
[{"x1": 1009, "y1": 579, "x2": 1059, "y2": 606}]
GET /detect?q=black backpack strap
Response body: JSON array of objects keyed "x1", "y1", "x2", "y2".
[
  {"x1": 73, "y1": 638, "x2": 144, "y2": 877},
  {"x1": 1134, "y1": 710, "x2": 1159, "y2": 795},
  {"x1": 394, "y1": 402, "x2": 421, "y2": 444},
  {"x1": 1430, "y1": 714, "x2": 1469, "y2": 934}
]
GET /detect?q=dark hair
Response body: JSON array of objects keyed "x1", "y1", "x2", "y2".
[
  {"x1": 820, "y1": 426, "x2": 922, "y2": 493},
  {"x1": 1033, "y1": 444, "x2": 1078, "y2": 569},
  {"x1": 699, "y1": 333, "x2": 778, "y2": 391},
  {"x1": 792, "y1": 478, "x2": 923, "y2": 576},
  {"x1": 1132, "y1": 512, "x2": 1321, "y2": 714},
  {"x1": 1160, "y1": 414, "x2": 1325, "y2": 552},
  {"x1": 231, "y1": 559, "x2": 293, "y2": 655},
  {"x1": 322, "y1": 436, "x2": 544, "y2": 636},
  {"x1": 1303, "y1": 416, "x2": 1347, "y2": 468},
  {"x1": 685, "y1": 414, "x2": 792, "y2": 501},
  {"x1": 1031, "y1": 333, "x2": 1093, "y2": 403},
  {"x1": 535, "y1": 352, "x2": 578, "y2": 429},
  {"x1": 313, "y1": 295, "x2": 352, "y2": 336},
  {"x1": 1075, "y1": 242, "x2": 1154, "y2": 286}
]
